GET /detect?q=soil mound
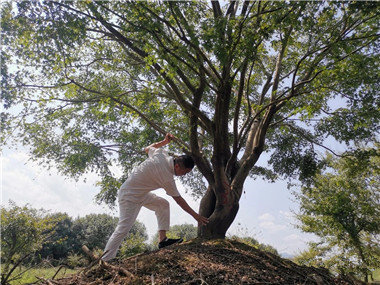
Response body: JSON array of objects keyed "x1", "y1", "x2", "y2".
[{"x1": 40, "y1": 239, "x2": 364, "y2": 285}]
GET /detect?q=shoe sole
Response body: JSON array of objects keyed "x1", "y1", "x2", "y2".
[{"x1": 159, "y1": 238, "x2": 183, "y2": 249}]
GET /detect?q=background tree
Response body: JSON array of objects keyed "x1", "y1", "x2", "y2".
[
  {"x1": 0, "y1": 201, "x2": 60, "y2": 285},
  {"x1": 119, "y1": 229, "x2": 149, "y2": 258},
  {"x1": 71, "y1": 213, "x2": 118, "y2": 252},
  {"x1": 38, "y1": 212, "x2": 74, "y2": 262},
  {"x1": 295, "y1": 151, "x2": 380, "y2": 281},
  {"x1": 150, "y1": 223, "x2": 197, "y2": 247},
  {"x1": 2, "y1": 1, "x2": 379, "y2": 239},
  {"x1": 71, "y1": 214, "x2": 148, "y2": 256},
  {"x1": 229, "y1": 235, "x2": 279, "y2": 256},
  {"x1": 168, "y1": 224, "x2": 198, "y2": 241}
]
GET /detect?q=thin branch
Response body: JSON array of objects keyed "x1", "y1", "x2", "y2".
[
  {"x1": 285, "y1": 123, "x2": 344, "y2": 157},
  {"x1": 51, "y1": 1, "x2": 131, "y2": 34},
  {"x1": 167, "y1": 3, "x2": 222, "y2": 83},
  {"x1": 2, "y1": 253, "x2": 33, "y2": 284},
  {"x1": 225, "y1": 1, "x2": 237, "y2": 18},
  {"x1": 13, "y1": 82, "x2": 71, "y2": 89},
  {"x1": 226, "y1": 60, "x2": 249, "y2": 176},
  {"x1": 241, "y1": 1, "x2": 251, "y2": 17},
  {"x1": 101, "y1": 2, "x2": 204, "y2": 93},
  {"x1": 110, "y1": 96, "x2": 190, "y2": 151},
  {"x1": 211, "y1": 1, "x2": 222, "y2": 18}
]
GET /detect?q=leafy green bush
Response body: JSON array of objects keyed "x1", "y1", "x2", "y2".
[
  {"x1": 67, "y1": 252, "x2": 88, "y2": 269},
  {"x1": 119, "y1": 233, "x2": 148, "y2": 258}
]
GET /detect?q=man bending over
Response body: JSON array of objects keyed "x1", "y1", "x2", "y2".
[{"x1": 102, "y1": 133, "x2": 209, "y2": 261}]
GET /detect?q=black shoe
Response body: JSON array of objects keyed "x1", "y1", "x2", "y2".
[{"x1": 158, "y1": 238, "x2": 183, "y2": 249}]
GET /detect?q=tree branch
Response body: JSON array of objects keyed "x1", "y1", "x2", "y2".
[
  {"x1": 211, "y1": 1, "x2": 222, "y2": 18},
  {"x1": 225, "y1": 1, "x2": 238, "y2": 18},
  {"x1": 86, "y1": 2, "x2": 214, "y2": 135},
  {"x1": 285, "y1": 123, "x2": 344, "y2": 157},
  {"x1": 167, "y1": 3, "x2": 222, "y2": 83},
  {"x1": 226, "y1": 60, "x2": 249, "y2": 177},
  {"x1": 110, "y1": 96, "x2": 190, "y2": 151},
  {"x1": 3, "y1": 253, "x2": 33, "y2": 285}
]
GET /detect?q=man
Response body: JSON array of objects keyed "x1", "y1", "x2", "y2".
[{"x1": 102, "y1": 133, "x2": 209, "y2": 261}]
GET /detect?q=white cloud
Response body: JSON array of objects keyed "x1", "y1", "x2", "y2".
[
  {"x1": 248, "y1": 211, "x2": 315, "y2": 254},
  {"x1": 277, "y1": 232, "x2": 319, "y2": 255},
  {"x1": 259, "y1": 221, "x2": 287, "y2": 232},
  {"x1": 258, "y1": 213, "x2": 275, "y2": 221},
  {"x1": 283, "y1": 234, "x2": 301, "y2": 242},
  {"x1": 1, "y1": 149, "x2": 113, "y2": 218},
  {"x1": 280, "y1": 210, "x2": 295, "y2": 220},
  {"x1": 257, "y1": 213, "x2": 287, "y2": 233}
]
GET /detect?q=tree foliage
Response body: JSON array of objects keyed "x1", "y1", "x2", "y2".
[
  {"x1": 38, "y1": 212, "x2": 74, "y2": 261},
  {"x1": 71, "y1": 213, "x2": 118, "y2": 252},
  {"x1": 50, "y1": 213, "x2": 147, "y2": 256},
  {"x1": 119, "y1": 229, "x2": 149, "y2": 258},
  {"x1": 229, "y1": 235, "x2": 279, "y2": 256},
  {"x1": 295, "y1": 150, "x2": 380, "y2": 281},
  {"x1": 150, "y1": 223, "x2": 198, "y2": 246},
  {"x1": 1, "y1": 1, "x2": 379, "y2": 237},
  {"x1": 0, "y1": 202, "x2": 150, "y2": 281},
  {"x1": 169, "y1": 223, "x2": 198, "y2": 241},
  {"x1": 0, "y1": 201, "x2": 60, "y2": 285}
]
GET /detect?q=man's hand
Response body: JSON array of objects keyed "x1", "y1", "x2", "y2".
[
  {"x1": 172, "y1": 196, "x2": 209, "y2": 226},
  {"x1": 195, "y1": 213, "x2": 209, "y2": 226},
  {"x1": 164, "y1": 133, "x2": 174, "y2": 144},
  {"x1": 145, "y1": 133, "x2": 174, "y2": 153}
]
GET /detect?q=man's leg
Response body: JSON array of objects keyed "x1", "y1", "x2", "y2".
[
  {"x1": 142, "y1": 193, "x2": 170, "y2": 241},
  {"x1": 142, "y1": 193, "x2": 183, "y2": 248},
  {"x1": 102, "y1": 199, "x2": 142, "y2": 261},
  {"x1": 158, "y1": 230, "x2": 167, "y2": 242}
]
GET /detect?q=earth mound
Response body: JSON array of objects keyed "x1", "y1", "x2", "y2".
[{"x1": 40, "y1": 239, "x2": 364, "y2": 285}]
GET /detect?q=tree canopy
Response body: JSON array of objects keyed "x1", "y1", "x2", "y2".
[
  {"x1": 296, "y1": 151, "x2": 380, "y2": 281},
  {"x1": 1, "y1": 1, "x2": 379, "y2": 238},
  {"x1": 1, "y1": 201, "x2": 60, "y2": 284}
]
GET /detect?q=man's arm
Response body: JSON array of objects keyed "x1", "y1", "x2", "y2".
[
  {"x1": 145, "y1": 133, "x2": 174, "y2": 154},
  {"x1": 172, "y1": 196, "x2": 209, "y2": 226}
]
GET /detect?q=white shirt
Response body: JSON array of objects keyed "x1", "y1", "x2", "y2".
[{"x1": 119, "y1": 147, "x2": 180, "y2": 202}]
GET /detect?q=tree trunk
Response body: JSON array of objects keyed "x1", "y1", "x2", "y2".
[{"x1": 198, "y1": 184, "x2": 240, "y2": 239}]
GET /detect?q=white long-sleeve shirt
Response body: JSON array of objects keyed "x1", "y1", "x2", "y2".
[{"x1": 118, "y1": 147, "x2": 180, "y2": 202}]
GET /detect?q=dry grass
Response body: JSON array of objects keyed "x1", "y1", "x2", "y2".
[{"x1": 36, "y1": 239, "x2": 366, "y2": 285}]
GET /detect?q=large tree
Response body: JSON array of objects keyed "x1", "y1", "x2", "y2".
[
  {"x1": 295, "y1": 152, "x2": 380, "y2": 281},
  {"x1": 1, "y1": 1, "x2": 379, "y2": 238}
]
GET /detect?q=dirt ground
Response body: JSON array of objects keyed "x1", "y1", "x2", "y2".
[{"x1": 39, "y1": 239, "x2": 365, "y2": 285}]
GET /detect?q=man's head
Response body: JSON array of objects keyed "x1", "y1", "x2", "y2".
[{"x1": 174, "y1": 155, "x2": 194, "y2": 176}]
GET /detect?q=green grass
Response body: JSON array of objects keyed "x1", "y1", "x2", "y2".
[
  {"x1": 8, "y1": 266, "x2": 79, "y2": 284},
  {"x1": 371, "y1": 268, "x2": 380, "y2": 281}
]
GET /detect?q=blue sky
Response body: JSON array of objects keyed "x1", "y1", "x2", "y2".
[{"x1": 2, "y1": 145, "x2": 317, "y2": 256}]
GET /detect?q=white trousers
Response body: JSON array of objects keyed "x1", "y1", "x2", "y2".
[{"x1": 102, "y1": 192, "x2": 170, "y2": 261}]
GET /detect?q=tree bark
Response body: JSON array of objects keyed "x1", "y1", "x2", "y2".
[{"x1": 198, "y1": 183, "x2": 240, "y2": 239}]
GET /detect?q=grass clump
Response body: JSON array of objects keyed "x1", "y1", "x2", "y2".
[{"x1": 8, "y1": 266, "x2": 79, "y2": 284}]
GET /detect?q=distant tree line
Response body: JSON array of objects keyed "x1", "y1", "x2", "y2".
[
  {"x1": 1, "y1": 201, "x2": 280, "y2": 284},
  {"x1": 0, "y1": 203, "x2": 147, "y2": 284}
]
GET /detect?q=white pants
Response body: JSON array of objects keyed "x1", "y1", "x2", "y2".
[{"x1": 102, "y1": 192, "x2": 170, "y2": 261}]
